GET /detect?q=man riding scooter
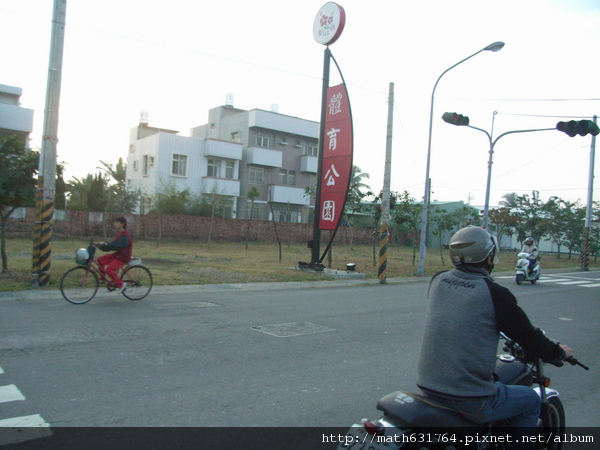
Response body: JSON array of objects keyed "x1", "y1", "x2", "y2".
[{"x1": 521, "y1": 237, "x2": 539, "y2": 275}]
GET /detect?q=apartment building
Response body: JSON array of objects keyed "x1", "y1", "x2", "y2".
[
  {"x1": 0, "y1": 83, "x2": 34, "y2": 146},
  {"x1": 126, "y1": 104, "x2": 320, "y2": 222}
]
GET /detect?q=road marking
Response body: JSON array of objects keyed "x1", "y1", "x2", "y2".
[
  {"x1": 0, "y1": 385, "x2": 25, "y2": 403},
  {"x1": 0, "y1": 414, "x2": 52, "y2": 445},
  {"x1": 556, "y1": 281, "x2": 592, "y2": 285},
  {"x1": 0, "y1": 365, "x2": 4, "y2": 374},
  {"x1": 582, "y1": 283, "x2": 600, "y2": 288},
  {"x1": 535, "y1": 278, "x2": 571, "y2": 283}
]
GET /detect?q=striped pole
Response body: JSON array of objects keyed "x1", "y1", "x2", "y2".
[
  {"x1": 377, "y1": 223, "x2": 388, "y2": 282},
  {"x1": 31, "y1": 178, "x2": 44, "y2": 285}
]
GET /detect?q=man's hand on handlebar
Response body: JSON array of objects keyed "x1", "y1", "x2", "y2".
[{"x1": 560, "y1": 344, "x2": 574, "y2": 361}]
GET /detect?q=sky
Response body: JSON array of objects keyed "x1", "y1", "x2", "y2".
[{"x1": 1, "y1": 0, "x2": 599, "y2": 209}]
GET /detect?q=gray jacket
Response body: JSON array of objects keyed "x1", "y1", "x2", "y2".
[{"x1": 417, "y1": 267, "x2": 563, "y2": 398}]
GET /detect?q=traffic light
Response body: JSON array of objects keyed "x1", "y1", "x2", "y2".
[
  {"x1": 442, "y1": 112, "x2": 470, "y2": 126},
  {"x1": 556, "y1": 120, "x2": 599, "y2": 137}
]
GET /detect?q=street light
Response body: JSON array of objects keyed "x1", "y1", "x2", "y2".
[
  {"x1": 415, "y1": 41, "x2": 505, "y2": 276},
  {"x1": 441, "y1": 111, "x2": 555, "y2": 230}
]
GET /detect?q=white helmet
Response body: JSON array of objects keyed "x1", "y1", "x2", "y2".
[
  {"x1": 75, "y1": 248, "x2": 89, "y2": 265},
  {"x1": 449, "y1": 226, "x2": 500, "y2": 266}
]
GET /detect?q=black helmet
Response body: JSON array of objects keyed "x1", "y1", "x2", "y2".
[
  {"x1": 449, "y1": 226, "x2": 500, "y2": 266},
  {"x1": 524, "y1": 237, "x2": 534, "y2": 245}
]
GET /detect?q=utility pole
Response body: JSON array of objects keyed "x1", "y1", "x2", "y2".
[
  {"x1": 377, "y1": 82, "x2": 394, "y2": 284},
  {"x1": 32, "y1": 0, "x2": 67, "y2": 286}
]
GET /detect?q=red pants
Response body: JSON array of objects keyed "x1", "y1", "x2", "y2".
[{"x1": 98, "y1": 254, "x2": 125, "y2": 288}]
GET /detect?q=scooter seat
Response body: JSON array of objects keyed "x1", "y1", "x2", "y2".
[{"x1": 377, "y1": 391, "x2": 478, "y2": 428}]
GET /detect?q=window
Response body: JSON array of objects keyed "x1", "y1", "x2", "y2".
[
  {"x1": 172, "y1": 154, "x2": 187, "y2": 177},
  {"x1": 143, "y1": 155, "x2": 149, "y2": 176},
  {"x1": 288, "y1": 170, "x2": 296, "y2": 187},
  {"x1": 247, "y1": 201, "x2": 267, "y2": 220},
  {"x1": 207, "y1": 159, "x2": 220, "y2": 177},
  {"x1": 133, "y1": 160, "x2": 138, "y2": 171},
  {"x1": 225, "y1": 161, "x2": 235, "y2": 179},
  {"x1": 304, "y1": 142, "x2": 318, "y2": 156},
  {"x1": 294, "y1": 139, "x2": 302, "y2": 148},
  {"x1": 280, "y1": 137, "x2": 288, "y2": 145},
  {"x1": 231, "y1": 132, "x2": 240, "y2": 143},
  {"x1": 249, "y1": 166, "x2": 264, "y2": 184},
  {"x1": 252, "y1": 131, "x2": 275, "y2": 148},
  {"x1": 278, "y1": 169, "x2": 296, "y2": 186}
]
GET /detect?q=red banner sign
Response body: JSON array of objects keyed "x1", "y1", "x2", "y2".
[{"x1": 318, "y1": 83, "x2": 353, "y2": 230}]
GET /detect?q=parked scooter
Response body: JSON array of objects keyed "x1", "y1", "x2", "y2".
[
  {"x1": 515, "y1": 252, "x2": 541, "y2": 285},
  {"x1": 338, "y1": 333, "x2": 588, "y2": 450}
]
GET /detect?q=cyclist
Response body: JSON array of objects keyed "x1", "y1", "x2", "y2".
[{"x1": 94, "y1": 216, "x2": 132, "y2": 294}]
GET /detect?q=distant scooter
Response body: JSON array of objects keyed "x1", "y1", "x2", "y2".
[{"x1": 515, "y1": 252, "x2": 541, "y2": 285}]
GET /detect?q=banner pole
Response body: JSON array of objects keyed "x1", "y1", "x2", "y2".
[{"x1": 311, "y1": 46, "x2": 331, "y2": 267}]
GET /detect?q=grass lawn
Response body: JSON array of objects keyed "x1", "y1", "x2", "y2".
[{"x1": 1, "y1": 237, "x2": 597, "y2": 292}]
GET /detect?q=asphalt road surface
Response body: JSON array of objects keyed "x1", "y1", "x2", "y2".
[{"x1": 1, "y1": 271, "x2": 598, "y2": 447}]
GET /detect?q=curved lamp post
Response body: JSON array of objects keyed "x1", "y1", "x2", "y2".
[{"x1": 415, "y1": 41, "x2": 505, "y2": 277}]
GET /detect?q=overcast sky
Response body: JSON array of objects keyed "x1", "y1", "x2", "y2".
[{"x1": 1, "y1": 0, "x2": 599, "y2": 208}]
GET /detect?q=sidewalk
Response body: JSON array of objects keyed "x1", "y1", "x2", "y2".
[{"x1": 2, "y1": 267, "x2": 596, "y2": 302}]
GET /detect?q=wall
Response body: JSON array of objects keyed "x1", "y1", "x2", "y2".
[{"x1": 5, "y1": 207, "x2": 375, "y2": 245}]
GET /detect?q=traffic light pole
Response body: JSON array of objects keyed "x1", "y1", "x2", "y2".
[
  {"x1": 463, "y1": 126, "x2": 555, "y2": 230},
  {"x1": 580, "y1": 115, "x2": 597, "y2": 271}
]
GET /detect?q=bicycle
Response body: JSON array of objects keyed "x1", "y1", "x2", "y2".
[{"x1": 60, "y1": 240, "x2": 153, "y2": 304}]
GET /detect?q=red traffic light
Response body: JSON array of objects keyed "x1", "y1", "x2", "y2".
[
  {"x1": 556, "y1": 120, "x2": 599, "y2": 137},
  {"x1": 442, "y1": 112, "x2": 470, "y2": 126}
]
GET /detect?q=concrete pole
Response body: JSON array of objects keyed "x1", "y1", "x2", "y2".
[
  {"x1": 377, "y1": 82, "x2": 394, "y2": 283},
  {"x1": 32, "y1": 0, "x2": 66, "y2": 286}
]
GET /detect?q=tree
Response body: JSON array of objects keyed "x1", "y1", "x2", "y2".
[
  {"x1": 98, "y1": 159, "x2": 138, "y2": 214},
  {"x1": 430, "y1": 207, "x2": 454, "y2": 265},
  {"x1": 152, "y1": 181, "x2": 191, "y2": 215},
  {"x1": 488, "y1": 207, "x2": 518, "y2": 246},
  {"x1": 392, "y1": 191, "x2": 422, "y2": 265},
  {"x1": 511, "y1": 191, "x2": 549, "y2": 244},
  {"x1": 0, "y1": 135, "x2": 39, "y2": 273},
  {"x1": 245, "y1": 186, "x2": 260, "y2": 249},
  {"x1": 55, "y1": 162, "x2": 67, "y2": 210}
]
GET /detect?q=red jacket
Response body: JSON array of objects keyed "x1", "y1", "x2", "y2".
[{"x1": 106, "y1": 230, "x2": 132, "y2": 263}]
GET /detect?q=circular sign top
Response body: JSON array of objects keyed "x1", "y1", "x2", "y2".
[{"x1": 313, "y1": 2, "x2": 346, "y2": 46}]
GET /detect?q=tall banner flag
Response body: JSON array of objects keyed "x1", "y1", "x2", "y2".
[{"x1": 319, "y1": 83, "x2": 353, "y2": 230}]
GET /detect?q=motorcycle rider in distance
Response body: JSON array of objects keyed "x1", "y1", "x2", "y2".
[
  {"x1": 521, "y1": 237, "x2": 539, "y2": 275},
  {"x1": 417, "y1": 226, "x2": 573, "y2": 450}
]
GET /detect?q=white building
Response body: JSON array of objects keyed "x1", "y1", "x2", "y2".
[
  {"x1": 0, "y1": 83, "x2": 34, "y2": 146},
  {"x1": 126, "y1": 104, "x2": 319, "y2": 222}
]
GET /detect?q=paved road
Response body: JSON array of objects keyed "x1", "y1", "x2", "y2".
[{"x1": 0, "y1": 271, "x2": 598, "y2": 446}]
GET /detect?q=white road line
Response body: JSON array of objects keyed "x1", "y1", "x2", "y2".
[
  {"x1": 536, "y1": 278, "x2": 571, "y2": 283},
  {"x1": 0, "y1": 414, "x2": 52, "y2": 445},
  {"x1": 0, "y1": 385, "x2": 25, "y2": 403},
  {"x1": 582, "y1": 283, "x2": 600, "y2": 288},
  {"x1": 556, "y1": 281, "x2": 592, "y2": 285},
  {"x1": 0, "y1": 365, "x2": 4, "y2": 374}
]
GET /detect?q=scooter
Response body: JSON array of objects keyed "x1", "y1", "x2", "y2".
[
  {"x1": 515, "y1": 252, "x2": 540, "y2": 285},
  {"x1": 338, "y1": 334, "x2": 588, "y2": 450}
]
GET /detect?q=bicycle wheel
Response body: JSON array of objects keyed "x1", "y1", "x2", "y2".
[
  {"x1": 60, "y1": 266, "x2": 99, "y2": 304},
  {"x1": 121, "y1": 265, "x2": 153, "y2": 301}
]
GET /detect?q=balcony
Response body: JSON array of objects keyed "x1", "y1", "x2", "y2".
[
  {"x1": 300, "y1": 155, "x2": 317, "y2": 173},
  {"x1": 268, "y1": 185, "x2": 311, "y2": 206},
  {"x1": 201, "y1": 177, "x2": 240, "y2": 197},
  {"x1": 245, "y1": 147, "x2": 282, "y2": 168},
  {"x1": 204, "y1": 139, "x2": 243, "y2": 160}
]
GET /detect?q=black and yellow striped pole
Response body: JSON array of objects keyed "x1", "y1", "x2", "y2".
[
  {"x1": 377, "y1": 83, "x2": 394, "y2": 284},
  {"x1": 32, "y1": 0, "x2": 66, "y2": 287}
]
